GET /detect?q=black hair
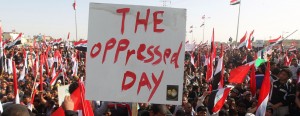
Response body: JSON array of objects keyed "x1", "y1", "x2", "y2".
[
  {"x1": 196, "y1": 106, "x2": 207, "y2": 112},
  {"x1": 280, "y1": 68, "x2": 292, "y2": 78}
]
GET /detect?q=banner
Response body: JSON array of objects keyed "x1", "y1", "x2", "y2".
[{"x1": 86, "y1": 3, "x2": 186, "y2": 105}]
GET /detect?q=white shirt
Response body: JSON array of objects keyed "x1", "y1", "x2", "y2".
[{"x1": 289, "y1": 65, "x2": 299, "y2": 80}]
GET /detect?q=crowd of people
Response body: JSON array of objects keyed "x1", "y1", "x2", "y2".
[{"x1": 0, "y1": 39, "x2": 300, "y2": 116}]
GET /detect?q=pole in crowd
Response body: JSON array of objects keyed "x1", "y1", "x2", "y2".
[
  {"x1": 73, "y1": 0, "x2": 78, "y2": 41},
  {"x1": 230, "y1": 0, "x2": 241, "y2": 44}
]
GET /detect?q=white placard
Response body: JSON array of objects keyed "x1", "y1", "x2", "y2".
[
  {"x1": 185, "y1": 43, "x2": 196, "y2": 51},
  {"x1": 86, "y1": 3, "x2": 186, "y2": 105},
  {"x1": 58, "y1": 84, "x2": 70, "y2": 106},
  {"x1": 255, "y1": 40, "x2": 264, "y2": 47}
]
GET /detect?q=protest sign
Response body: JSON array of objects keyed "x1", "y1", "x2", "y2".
[
  {"x1": 86, "y1": 3, "x2": 186, "y2": 105},
  {"x1": 58, "y1": 84, "x2": 70, "y2": 106},
  {"x1": 255, "y1": 40, "x2": 264, "y2": 47},
  {"x1": 185, "y1": 43, "x2": 196, "y2": 51}
]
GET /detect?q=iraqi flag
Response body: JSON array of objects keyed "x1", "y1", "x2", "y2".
[
  {"x1": 268, "y1": 36, "x2": 281, "y2": 44},
  {"x1": 230, "y1": 0, "x2": 240, "y2": 5},
  {"x1": 6, "y1": 33, "x2": 22, "y2": 50},
  {"x1": 74, "y1": 40, "x2": 87, "y2": 52},
  {"x1": 53, "y1": 38, "x2": 63, "y2": 45},
  {"x1": 212, "y1": 44, "x2": 224, "y2": 90},
  {"x1": 289, "y1": 45, "x2": 297, "y2": 52},
  {"x1": 50, "y1": 69, "x2": 63, "y2": 86},
  {"x1": 207, "y1": 87, "x2": 231, "y2": 115},
  {"x1": 238, "y1": 32, "x2": 247, "y2": 49},
  {"x1": 228, "y1": 61, "x2": 254, "y2": 84},
  {"x1": 246, "y1": 30, "x2": 254, "y2": 50},
  {"x1": 206, "y1": 29, "x2": 215, "y2": 81},
  {"x1": 256, "y1": 62, "x2": 271, "y2": 116}
]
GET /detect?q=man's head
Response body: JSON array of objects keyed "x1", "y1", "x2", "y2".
[
  {"x1": 196, "y1": 106, "x2": 207, "y2": 116},
  {"x1": 184, "y1": 103, "x2": 193, "y2": 113},
  {"x1": 2, "y1": 104, "x2": 30, "y2": 116},
  {"x1": 278, "y1": 68, "x2": 292, "y2": 81},
  {"x1": 22, "y1": 94, "x2": 31, "y2": 104},
  {"x1": 292, "y1": 58, "x2": 298, "y2": 66},
  {"x1": 265, "y1": 107, "x2": 273, "y2": 116}
]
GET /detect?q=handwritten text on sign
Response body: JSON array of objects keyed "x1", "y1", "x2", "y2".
[{"x1": 86, "y1": 3, "x2": 186, "y2": 105}]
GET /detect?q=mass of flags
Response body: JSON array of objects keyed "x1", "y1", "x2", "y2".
[{"x1": 184, "y1": 26, "x2": 296, "y2": 115}]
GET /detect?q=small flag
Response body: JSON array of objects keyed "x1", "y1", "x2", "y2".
[
  {"x1": 268, "y1": 36, "x2": 281, "y2": 44},
  {"x1": 246, "y1": 30, "x2": 254, "y2": 50},
  {"x1": 230, "y1": 0, "x2": 240, "y2": 5},
  {"x1": 6, "y1": 33, "x2": 22, "y2": 50},
  {"x1": 200, "y1": 23, "x2": 204, "y2": 27},
  {"x1": 67, "y1": 32, "x2": 70, "y2": 40},
  {"x1": 73, "y1": 0, "x2": 77, "y2": 10},
  {"x1": 207, "y1": 88, "x2": 231, "y2": 115},
  {"x1": 212, "y1": 44, "x2": 224, "y2": 90},
  {"x1": 238, "y1": 32, "x2": 247, "y2": 48},
  {"x1": 74, "y1": 40, "x2": 87, "y2": 52}
]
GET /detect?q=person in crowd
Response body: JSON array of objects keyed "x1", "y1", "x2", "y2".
[{"x1": 269, "y1": 68, "x2": 293, "y2": 116}]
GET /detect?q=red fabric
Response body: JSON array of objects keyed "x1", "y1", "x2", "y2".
[
  {"x1": 212, "y1": 88, "x2": 231, "y2": 112},
  {"x1": 256, "y1": 62, "x2": 271, "y2": 113},
  {"x1": 39, "y1": 62, "x2": 43, "y2": 91},
  {"x1": 228, "y1": 64, "x2": 252, "y2": 84},
  {"x1": 250, "y1": 65, "x2": 256, "y2": 96},
  {"x1": 247, "y1": 30, "x2": 254, "y2": 50},
  {"x1": 51, "y1": 83, "x2": 94, "y2": 116},
  {"x1": 239, "y1": 32, "x2": 247, "y2": 44},
  {"x1": 12, "y1": 61, "x2": 18, "y2": 98},
  {"x1": 268, "y1": 36, "x2": 281, "y2": 43}
]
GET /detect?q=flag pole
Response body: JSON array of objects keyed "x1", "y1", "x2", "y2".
[
  {"x1": 235, "y1": 0, "x2": 242, "y2": 44},
  {"x1": 75, "y1": 10, "x2": 78, "y2": 41},
  {"x1": 203, "y1": 19, "x2": 205, "y2": 42}
]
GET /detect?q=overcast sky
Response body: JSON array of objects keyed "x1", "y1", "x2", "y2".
[{"x1": 0, "y1": 0, "x2": 299, "y2": 42}]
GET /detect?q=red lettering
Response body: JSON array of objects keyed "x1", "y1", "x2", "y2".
[
  {"x1": 137, "y1": 72, "x2": 152, "y2": 94},
  {"x1": 152, "y1": 46, "x2": 162, "y2": 65},
  {"x1": 170, "y1": 42, "x2": 182, "y2": 69},
  {"x1": 137, "y1": 44, "x2": 146, "y2": 61},
  {"x1": 153, "y1": 11, "x2": 164, "y2": 33},
  {"x1": 90, "y1": 42, "x2": 101, "y2": 58},
  {"x1": 116, "y1": 8, "x2": 130, "y2": 35},
  {"x1": 114, "y1": 39, "x2": 130, "y2": 63},
  {"x1": 163, "y1": 48, "x2": 171, "y2": 64},
  {"x1": 125, "y1": 49, "x2": 135, "y2": 65},
  {"x1": 135, "y1": 9, "x2": 150, "y2": 33},
  {"x1": 144, "y1": 45, "x2": 154, "y2": 63},
  {"x1": 122, "y1": 71, "x2": 136, "y2": 91},
  {"x1": 102, "y1": 38, "x2": 116, "y2": 64},
  {"x1": 148, "y1": 70, "x2": 164, "y2": 102}
]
